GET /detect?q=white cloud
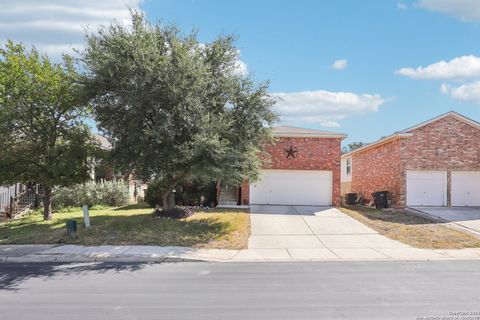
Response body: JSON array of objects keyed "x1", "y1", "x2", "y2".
[
  {"x1": 398, "y1": 54, "x2": 480, "y2": 105},
  {"x1": 440, "y1": 83, "x2": 450, "y2": 94},
  {"x1": 395, "y1": 55, "x2": 480, "y2": 80},
  {"x1": 0, "y1": 0, "x2": 142, "y2": 59},
  {"x1": 0, "y1": 1, "x2": 251, "y2": 74},
  {"x1": 441, "y1": 81, "x2": 480, "y2": 104},
  {"x1": 332, "y1": 59, "x2": 348, "y2": 70},
  {"x1": 272, "y1": 89, "x2": 386, "y2": 127},
  {"x1": 397, "y1": 2, "x2": 408, "y2": 10},
  {"x1": 234, "y1": 59, "x2": 248, "y2": 76},
  {"x1": 320, "y1": 120, "x2": 341, "y2": 128},
  {"x1": 417, "y1": 0, "x2": 480, "y2": 22},
  {"x1": 232, "y1": 49, "x2": 248, "y2": 76}
]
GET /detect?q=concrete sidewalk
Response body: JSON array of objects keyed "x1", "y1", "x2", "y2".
[
  {"x1": 0, "y1": 245, "x2": 238, "y2": 263},
  {"x1": 1, "y1": 244, "x2": 480, "y2": 263},
  {"x1": 2, "y1": 206, "x2": 480, "y2": 263}
]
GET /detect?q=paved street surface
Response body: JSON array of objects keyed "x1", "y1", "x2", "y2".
[{"x1": 1, "y1": 260, "x2": 480, "y2": 319}]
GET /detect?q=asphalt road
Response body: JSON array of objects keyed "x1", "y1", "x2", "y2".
[{"x1": 0, "y1": 261, "x2": 479, "y2": 319}]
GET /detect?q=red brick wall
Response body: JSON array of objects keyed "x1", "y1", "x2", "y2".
[
  {"x1": 350, "y1": 115, "x2": 480, "y2": 207},
  {"x1": 351, "y1": 139, "x2": 404, "y2": 207},
  {"x1": 403, "y1": 116, "x2": 480, "y2": 170},
  {"x1": 401, "y1": 116, "x2": 480, "y2": 206},
  {"x1": 257, "y1": 137, "x2": 343, "y2": 206}
]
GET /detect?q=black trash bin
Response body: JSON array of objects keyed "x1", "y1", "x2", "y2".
[
  {"x1": 66, "y1": 220, "x2": 77, "y2": 238},
  {"x1": 345, "y1": 193, "x2": 357, "y2": 205},
  {"x1": 372, "y1": 191, "x2": 388, "y2": 209}
]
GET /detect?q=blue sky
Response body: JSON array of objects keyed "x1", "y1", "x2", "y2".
[{"x1": 2, "y1": 0, "x2": 480, "y2": 145}]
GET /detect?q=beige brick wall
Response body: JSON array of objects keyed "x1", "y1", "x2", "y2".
[{"x1": 341, "y1": 181, "x2": 352, "y2": 195}]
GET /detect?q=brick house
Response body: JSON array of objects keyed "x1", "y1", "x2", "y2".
[
  {"x1": 341, "y1": 111, "x2": 480, "y2": 208},
  {"x1": 219, "y1": 126, "x2": 347, "y2": 206},
  {"x1": 92, "y1": 134, "x2": 148, "y2": 204}
]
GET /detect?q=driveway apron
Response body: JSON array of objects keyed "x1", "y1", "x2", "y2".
[
  {"x1": 245, "y1": 205, "x2": 412, "y2": 260},
  {"x1": 411, "y1": 206, "x2": 480, "y2": 236}
]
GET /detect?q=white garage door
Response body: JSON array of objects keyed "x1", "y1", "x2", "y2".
[
  {"x1": 451, "y1": 171, "x2": 480, "y2": 206},
  {"x1": 406, "y1": 171, "x2": 447, "y2": 206},
  {"x1": 250, "y1": 170, "x2": 332, "y2": 205}
]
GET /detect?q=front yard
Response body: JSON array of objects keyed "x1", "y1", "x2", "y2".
[
  {"x1": 0, "y1": 204, "x2": 250, "y2": 249},
  {"x1": 341, "y1": 206, "x2": 480, "y2": 249}
]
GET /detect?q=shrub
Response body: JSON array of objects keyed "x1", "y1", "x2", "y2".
[
  {"x1": 145, "y1": 179, "x2": 217, "y2": 208},
  {"x1": 53, "y1": 181, "x2": 129, "y2": 209},
  {"x1": 52, "y1": 186, "x2": 79, "y2": 208},
  {"x1": 96, "y1": 181, "x2": 130, "y2": 207},
  {"x1": 144, "y1": 179, "x2": 164, "y2": 208},
  {"x1": 152, "y1": 207, "x2": 194, "y2": 219}
]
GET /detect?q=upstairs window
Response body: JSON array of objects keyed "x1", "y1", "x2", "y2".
[{"x1": 346, "y1": 158, "x2": 351, "y2": 175}]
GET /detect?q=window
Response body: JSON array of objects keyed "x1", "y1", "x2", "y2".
[{"x1": 346, "y1": 158, "x2": 351, "y2": 175}]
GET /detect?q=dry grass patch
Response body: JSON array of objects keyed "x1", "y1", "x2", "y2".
[
  {"x1": 340, "y1": 206, "x2": 480, "y2": 249},
  {"x1": 0, "y1": 204, "x2": 250, "y2": 249}
]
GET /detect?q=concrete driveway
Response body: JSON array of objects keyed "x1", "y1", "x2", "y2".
[
  {"x1": 240, "y1": 205, "x2": 417, "y2": 260},
  {"x1": 411, "y1": 206, "x2": 480, "y2": 235}
]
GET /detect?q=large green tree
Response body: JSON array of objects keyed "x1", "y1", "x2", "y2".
[
  {"x1": 83, "y1": 12, "x2": 277, "y2": 210},
  {"x1": 0, "y1": 41, "x2": 98, "y2": 220}
]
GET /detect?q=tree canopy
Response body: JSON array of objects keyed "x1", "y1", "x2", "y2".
[
  {"x1": 342, "y1": 141, "x2": 368, "y2": 154},
  {"x1": 0, "y1": 41, "x2": 98, "y2": 220},
  {"x1": 83, "y1": 12, "x2": 277, "y2": 209}
]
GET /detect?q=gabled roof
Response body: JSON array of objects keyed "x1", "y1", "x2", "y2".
[
  {"x1": 94, "y1": 134, "x2": 112, "y2": 150},
  {"x1": 273, "y1": 125, "x2": 347, "y2": 139},
  {"x1": 341, "y1": 111, "x2": 480, "y2": 158},
  {"x1": 400, "y1": 111, "x2": 480, "y2": 133},
  {"x1": 341, "y1": 132, "x2": 413, "y2": 158}
]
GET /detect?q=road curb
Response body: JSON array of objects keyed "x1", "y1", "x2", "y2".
[
  {"x1": 1, "y1": 254, "x2": 207, "y2": 264},
  {"x1": 3, "y1": 254, "x2": 480, "y2": 263}
]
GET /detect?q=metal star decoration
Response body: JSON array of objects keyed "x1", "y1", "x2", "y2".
[{"x1": 284, "y1": 146, "x2": 298, "y2": 159}]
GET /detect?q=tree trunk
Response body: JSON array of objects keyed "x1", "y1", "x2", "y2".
[
  {"x1": 167, "y1": 192, "x2": 175, "y2": 208},
  {"x1": 43, "y1": 186, "x2": 52, "y2": 221},
  {"x1": 162, "y1": 190, "x2": 175, "y2": 211},
  {"x1": 216, "y1": 180, "x2": 221, "y2": 204}
]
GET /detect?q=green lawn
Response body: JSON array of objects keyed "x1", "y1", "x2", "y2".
[{"x1": 0, "y1": 204, "x2": 250, "y2": 249}]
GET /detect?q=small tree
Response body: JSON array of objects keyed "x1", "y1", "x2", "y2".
[
  {"x1": 342, "y1": 141, "x2": 368, "y2": 154},
  {"x1": 83, "y1": 12, "x2": 277, "y2": 210},
  {"x1": 0, "y1": 41, "x2": 98, "y2": 220}
]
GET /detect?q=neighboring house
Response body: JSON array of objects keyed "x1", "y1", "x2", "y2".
[
  {"x1": 0, "y1": 185, "x2": 15, "y2": 213},
  {"x1": 91, "y1": 133, "x2": 114, "y2": 181},
  {"x1": 218, "y1": 126, "x2": 347, "y2": 206},
  {"x1": 341, "y1": 111, "x2": 480, "y2": 208},
  {"x1": 0, "y1": 134, "x2": 141, "y2": 217},
  {"x1": 0, "y1": 184, "x2": 25, "y2": 215},
  {"x1": 0, "y1": 184, "x2": 39, "y2": 218},
  {"x1": 93, "y1": 134, "x2": 148, "y2": 204},
  {"x1": 341, "y1": 156, "x2": 352, "y2": 195}
]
